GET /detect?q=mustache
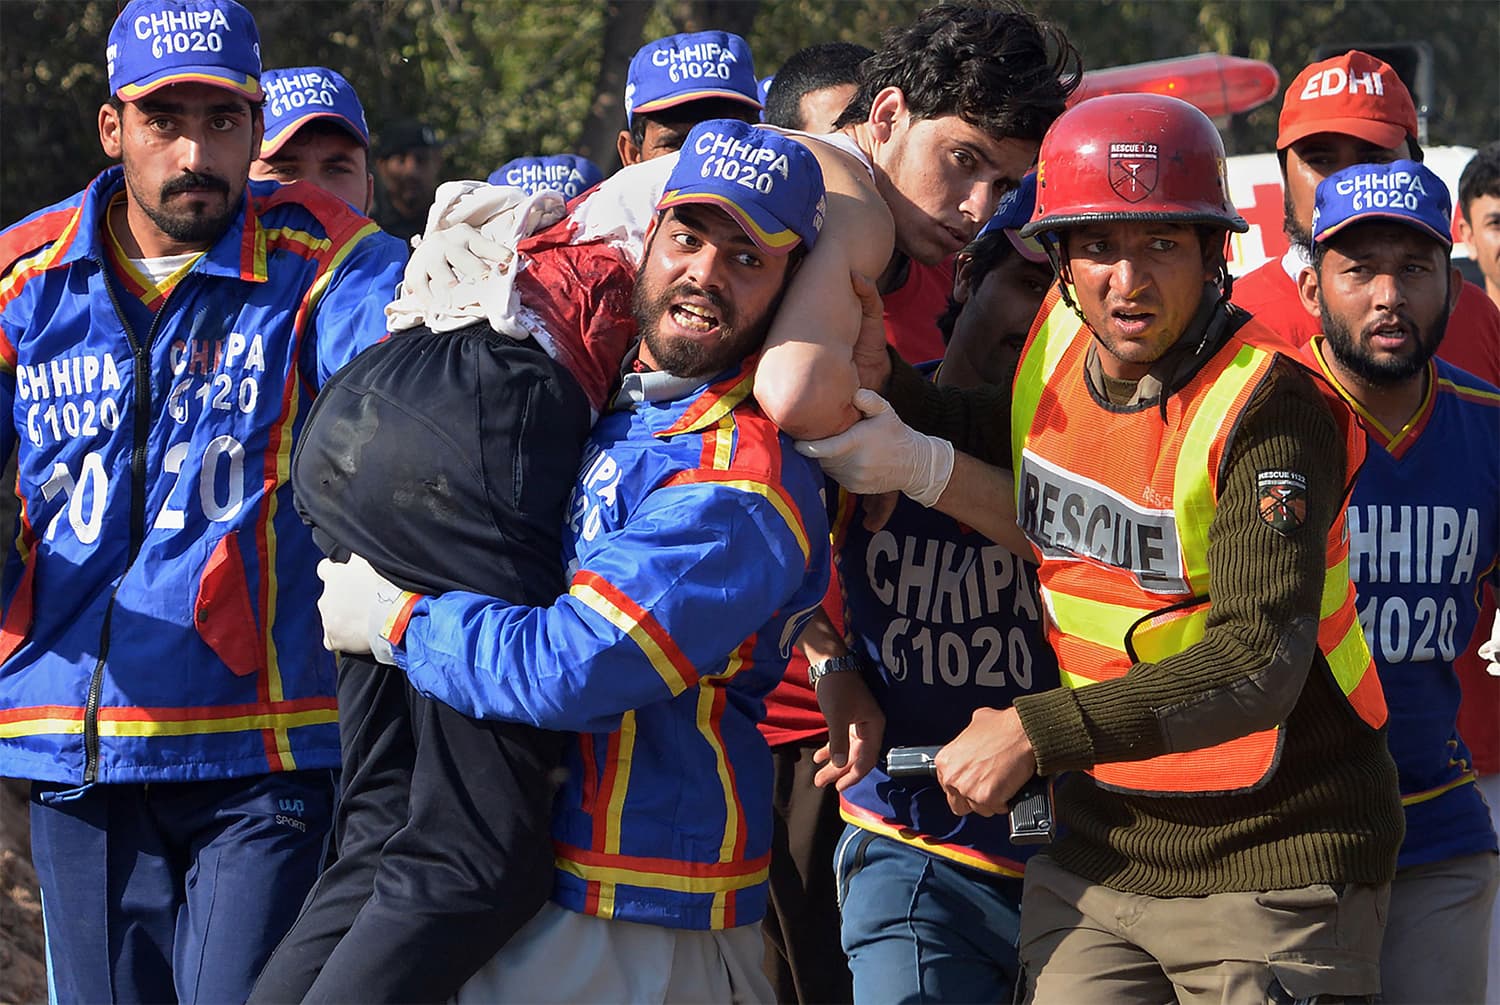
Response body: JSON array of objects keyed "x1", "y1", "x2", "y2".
[
  {"x1": 669, "y1": 282, "x2": 731, "y2": 320},
  {"x1": 160, "y1": 170, "x2": 230, "y2": 199},
  {"x1": 1360, "y1": 311, "x2": 1416, "y2": 338}
]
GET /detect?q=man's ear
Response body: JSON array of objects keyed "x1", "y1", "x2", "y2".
[
  {"x1": 1447, "y1": 265, "x2": 1464, "y2": 315},
  {"x1": 363, "y1": 173, "x2": 376, "y2": 216},
  {"x1": 1295, "y1": 263, "x2": 1322, "y2": 320},
  {"x1": 1458, "y1": 215, "x2": 1479, "y2": 261},
  {"x1": 1201, "y1": 230, "x2": 1230, "y2": 283},
  {"x1": 99, "y1": 102, "x2": 123, "y2": 159},
  {"x1": 249, "y1": 105, "x2": 265, "y2": 162},
  {"x1": 617, "y1": 129, "x2": 641, "y2": 167},
  {"x1": 867, "y1": 87, "x2": 908, "y2": 142},
  {"x1": 952, "y1": 252, "x2": 975, "y2": 305},
  {"x1": 1053, "y1": 235, "x2": 1074, "y2": 289}
]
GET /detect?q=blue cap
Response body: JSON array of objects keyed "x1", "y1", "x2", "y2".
[
  {"x1": 625, "y1": 31, "x2": 761, "y2": 126},
  {"x1": 977, "y1": 172, "x2": 1048, "y2": 263},
  {"x1": 657, "y1": 119, "x2": 825, "y2": 255},
  {"x1": 757, "y1": 74, "x2": 775, "y2": 121},
  {"x1": 107, "y1": 0, "x2": 261, "y2": 102},
  {"x1": 260, "y1": 67, "x2": 369, "y2": 157},
  {"x1": 758, "y1": 75, "x2": 775, "y2": 103},
  {"x1": 1311, "y1": 159, "x2": 1452, "y2": 249},
  {"x1": 486, "y1": 154, "x2": 605, "y2": 200}
]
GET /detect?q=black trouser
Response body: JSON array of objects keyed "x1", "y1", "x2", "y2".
[
  {"x1": 253, "y1": 326, "x2": 592, "y2": 1002},
  {"x1": 250, "y1": 658, "x2": 565, "y2": 1003},
  {"x1": 762, "y1": 738, "x2": 855, "y2": 1005}
]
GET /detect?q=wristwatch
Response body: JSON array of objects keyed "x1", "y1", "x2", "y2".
[{"x1": 808, "y1": 653, "x2": 864, "y2": 688}]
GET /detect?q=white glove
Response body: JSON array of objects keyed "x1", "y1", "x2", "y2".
[
  {"x1": 1479, "y1": 610, "x2": 1500, "y2": 677},
  {"x1": 316, "y1": 554, "x2": 412, "y2": 664},
  {"x1": 384, "y1": 180, "x2": 564, "y2": 336},
  {"x1": 794, "y1": 389, "x2": 955, "y2": 507},
  {"x1": 400, "y1": 221, "x2": 513, "y2": 311}
]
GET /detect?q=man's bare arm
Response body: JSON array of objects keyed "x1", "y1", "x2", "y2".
[
  {"x1": 929, "y1": 452, "x2": 1030, "y2": 555},
  {"x1": 755, "y1": 138, "x2": 895, "y2": 440}
]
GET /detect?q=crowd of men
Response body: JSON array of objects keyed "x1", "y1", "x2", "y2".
[{"x1": 0, "y1": 0, "x2": 1496, "y2": 1002}]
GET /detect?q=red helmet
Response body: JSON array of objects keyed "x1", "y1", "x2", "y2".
[{"x1": 1021, "y1": 94, "x2": 1247, "y2": 238}]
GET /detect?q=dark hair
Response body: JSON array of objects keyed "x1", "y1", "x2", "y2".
[
  {"x1": 764, "y1": 42, "x2": 874, "y2": 130},
  {"x1": 277, "y1": 117, "x2": 364, "y2": 146},
  {"x1": 832, "y1": 1, "x2": 1081, "y2": 142},
  {"x1": 936, "y1": 229, "x2": 1017, "y2": 341},
  {"x1": 1459, "y1": 142, "x2": 1500, "y2": 222},
  {"x1": 628, "y1": 97, "x2": 760, "y2": 147}
]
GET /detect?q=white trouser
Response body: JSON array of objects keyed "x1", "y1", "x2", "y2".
[{"x1": 454, "y1": 900, "x2": 774, "y2": 1004}]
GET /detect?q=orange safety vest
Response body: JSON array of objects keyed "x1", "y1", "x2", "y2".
[{"x1": 1010, "y1": 289, "x2": 1386, "y2": 795}]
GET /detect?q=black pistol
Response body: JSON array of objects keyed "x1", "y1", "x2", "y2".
[{"x1": 883, "y1": 744, "x2": 1053, "y2": 845}]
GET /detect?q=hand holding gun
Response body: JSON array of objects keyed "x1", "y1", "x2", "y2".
[{"x1": 884, "y1": 745, "x2": 1053, "y2": 844}]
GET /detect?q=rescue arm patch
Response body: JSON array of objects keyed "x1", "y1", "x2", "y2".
[{"x1": 1256, "y1": 470, "x2": 1307, "y2": 535}]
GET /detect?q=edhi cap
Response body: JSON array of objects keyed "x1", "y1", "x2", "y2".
[{"x1": 1277, "y1": 50, "x2": 1419, "y2": 152}]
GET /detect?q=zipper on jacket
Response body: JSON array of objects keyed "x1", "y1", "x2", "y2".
[{"x1": 83, "y1": 271, "x2": 170, "y2": 783}]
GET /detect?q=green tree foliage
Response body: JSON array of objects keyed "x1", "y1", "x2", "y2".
[{"x1": 4, "y1": 0, "x2": 1495, "y2": 229}]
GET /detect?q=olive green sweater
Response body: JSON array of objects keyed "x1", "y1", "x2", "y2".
[{"x1": 886, "y1": 333, "x2": 1404, "y2": 896}]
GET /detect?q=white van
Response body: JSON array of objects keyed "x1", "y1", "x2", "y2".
[{"x1": 1225, "y1": 145, "x2": 1481, "y2": 277}]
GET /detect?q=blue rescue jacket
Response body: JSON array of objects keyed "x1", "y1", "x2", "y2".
[
  {"x1": 397, "y1": 358, "x2": 830, "y2": 930},
  {"x1": 0, "y1": 168, "x2": 406, "y2": 785}
]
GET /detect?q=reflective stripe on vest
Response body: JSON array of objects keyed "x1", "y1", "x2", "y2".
[{"x1": 1011, "y1": 291, "x2": 1384, "y2": 795}]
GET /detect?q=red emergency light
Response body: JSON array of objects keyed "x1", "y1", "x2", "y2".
[{"x1": 1072, "y1": 53, "x2": 1281, "y2": 119}]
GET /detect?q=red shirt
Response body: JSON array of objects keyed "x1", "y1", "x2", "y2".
[
  {"x1": 883, "y1": 257, "x2": 955, "y2": 365},
  {"x1": 1234, "y1": 257, "x2": 1500, "y2": 386}
]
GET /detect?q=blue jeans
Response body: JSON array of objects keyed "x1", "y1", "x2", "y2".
[{"x1": 835, "y1": 824, "x2": 1025, "y2": 1004}]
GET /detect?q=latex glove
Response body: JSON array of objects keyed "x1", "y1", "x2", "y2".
[
  {"x1": 794, "y1": 389, "x2": 955, "y2": 507},
  {"x1": 316, "y1": 553, "x2": 411, "y2": 664},
  {"x1": 1479, "y1": 610, "x2": 1500, "y2": 676},
  {"x1": 385, "y1": 181, "x2": 564, "y2": 335},
  {"x1": 403, "y1": 222, "x2": 513, "y2": 307}
]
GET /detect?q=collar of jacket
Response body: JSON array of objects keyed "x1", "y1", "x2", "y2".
[{"x1": 45, "y1": 165, "x2": 270, "y2": 284}]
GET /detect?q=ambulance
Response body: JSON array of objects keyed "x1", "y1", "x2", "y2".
[
  {"x1": 1075, "y1": 53, "x2": 1481, "y2": 277},
  {"x1": 1224, "y1": 145, "x2": 1480, "y2": 277}
]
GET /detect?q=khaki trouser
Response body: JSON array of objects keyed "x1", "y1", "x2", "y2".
[
  {"x1": 1380, "y1": 850, "x2": 1499, "y2": 1004},
  {"x1": 454, "y1": 901, "x2": 774, "y2": 1004},
  {"x1": 1481, "y1": 775, "x2": 1500, "y2": 1002},
  {"x1": 1018, "y1": 854, "x2": 1389, "y2": 1004}
]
